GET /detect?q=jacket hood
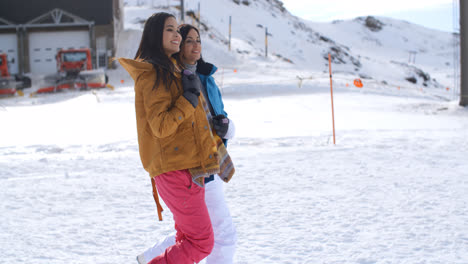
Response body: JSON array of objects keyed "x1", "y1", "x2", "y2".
[{"x1": 118, "y1": 58, "x2": 153, "y2": 81}]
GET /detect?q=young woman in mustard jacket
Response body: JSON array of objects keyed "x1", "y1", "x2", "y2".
[
  {"x1": 137, "y1": 24, "x2": 237, "y2": 264},
  {"x1": 119, "y1": 12, "x2": 234, "y2": 264}
]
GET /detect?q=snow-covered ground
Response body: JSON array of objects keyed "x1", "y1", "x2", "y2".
[{"x1": 1, "y1": 72, "x2": 467, "y2": 263}]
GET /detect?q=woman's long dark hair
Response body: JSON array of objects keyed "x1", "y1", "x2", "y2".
[
  {"x1": 176, "y1": 24, "x2": 207, "y2": 67},
  {"x1": 134, "y1": 12, "x2": 179, "y2": 90}
]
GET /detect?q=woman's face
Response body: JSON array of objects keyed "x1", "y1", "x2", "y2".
[
  {"x1": 162, "y1": 17, "x2": 181, "y2": 57},
  {"x1": 180, "y1": 29, "x2": 201, "y2": 65}
]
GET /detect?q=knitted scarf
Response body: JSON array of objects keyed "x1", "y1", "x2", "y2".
[{"x1": 188, "y1": 93, "x2": 235, "y2": 187}]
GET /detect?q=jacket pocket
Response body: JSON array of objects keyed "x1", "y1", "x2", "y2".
[
  {"x1": 161, "y1": 127, "x2": 198, "y2": 169},
  {"x1": 140, "y1": 128, "x2": 162, "y2": 173}
]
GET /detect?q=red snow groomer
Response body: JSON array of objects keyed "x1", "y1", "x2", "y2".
[
  {"x1": 0, "y1": 53, "x2": 31, "y2": 96},
  {"x1": 37, "y1": 48, "x2": 108, "y2": 93}
]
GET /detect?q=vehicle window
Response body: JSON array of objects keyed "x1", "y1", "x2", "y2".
[{"x1": 63, "y1": 52, "x2": 87, "y2": 62}]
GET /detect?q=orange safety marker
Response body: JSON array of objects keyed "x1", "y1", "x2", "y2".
[
  {"x1": 353, "y1": 78, "x2": 363, "y2": 88},
  {"x1": 346, "y1": 83, "x2": 349, "y2": 87},
  {"x1": 446, "y1": 87, "x2": 450, "y2": 91},
  {"x1": 120, "y1": 80, "x2": 124, "y2": 84},
  {"x1": 233, "y1": 69, "x2": 237, "y2": 73},
  {"x1": 328, "y1": 54, "x2": 336, "y2": 145}
]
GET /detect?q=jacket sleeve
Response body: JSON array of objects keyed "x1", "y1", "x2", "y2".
[
  {"x1": 216, "y1": 85, "x2": 228, "y2": 117},
  {"x1": 205, "y1": 76, "x2": 228, "y2": 117},
  {"x1": 139, "y1": 75, "x2": 196, "y2": 138}
]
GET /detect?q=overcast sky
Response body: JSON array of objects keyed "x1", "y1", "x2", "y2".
[{"x1": 280, "y1": 0, "x2": 458, "y2": 32}]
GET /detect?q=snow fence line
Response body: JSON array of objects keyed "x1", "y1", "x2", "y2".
[{"x1": 212, "y1": 66, "x2": 454, "y2": 101}]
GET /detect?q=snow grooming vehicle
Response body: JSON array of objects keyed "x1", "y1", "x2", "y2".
[
  {"x1": 0, "y1": 53, "x2": 31, "y2": 97},
  {"x1": 37, "y1": 49, "x2": 108, "y2": 93}
]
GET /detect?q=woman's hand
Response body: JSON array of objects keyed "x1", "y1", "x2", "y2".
[{"x1": 212, "y1": 114, "x2": 229, "y2": 138}]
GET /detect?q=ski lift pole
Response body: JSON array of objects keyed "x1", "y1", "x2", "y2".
[
  {"x1": 228, "y1": 16, "x2": 232, "y2": 51},
  {"x1": 328, "y1": 53, "x2": 336, "y2": 144},
  {"x1": 197, "y1": 2, "x2": 200, "y2": 29},
  {"x1": 460, "y1": 0, "x2": 468, "y2": 106},
  {"x1": 265, "y1": 27, "x2": 268, "y2": 58},
  {"x1": 180, "y1": 0, "x2": 185, "y2": 23}
]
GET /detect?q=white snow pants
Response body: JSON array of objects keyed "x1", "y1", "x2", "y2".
[{"x1": 142, "y1": 175, "x2": 237, "y2": 264}]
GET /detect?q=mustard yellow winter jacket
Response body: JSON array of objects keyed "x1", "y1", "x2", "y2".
[{"x1": 118, "y1": 58, "x2": 218, "y2": 178}]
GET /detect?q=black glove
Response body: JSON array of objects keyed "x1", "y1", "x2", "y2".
[
  {"x1": 182, "y1": 69, "x2": 201, "y2": 108},
  {"x1": 212, "y1": 114, "x2": 229, "y2": 138}
]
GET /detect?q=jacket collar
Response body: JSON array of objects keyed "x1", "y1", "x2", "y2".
[{"x1": 196, "y1": 60, "x2": 217, "y2": 76}]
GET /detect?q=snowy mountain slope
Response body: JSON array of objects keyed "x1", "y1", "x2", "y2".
[
  {"x1": 119, "y1": 0, "x2": 457, "y2": 91},
  {"x1": 310, "y1": 16, "x2": 457, "y2": 87},
  {"x1": 122, "y1": 0, "x2": 362, "y2": 73}
]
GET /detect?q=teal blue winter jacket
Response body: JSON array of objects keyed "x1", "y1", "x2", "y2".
[
  {"x1": 196, "y1": 61, "x2": 229, "y2": 184},
  {"x1": 196, "y1": 63, "x2": 228, "y2": 117}
]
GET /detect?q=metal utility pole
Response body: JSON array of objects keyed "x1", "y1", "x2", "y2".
[
  {"x1": 408, "y1": 51, "x2": 417, "y2": 64},
  {"x1": 265, "y1": 27, "x2": 268, "y2": 58},
  {"x1": 228, "y1": 16, "x2": 232, "y2": 51},
  {"x1": 460, "y1": 0, "x2": 468, "y2": 106},
  {"x1": 328, "y1": 54, "x2": 336, "y2": 144},
  {"x1": 197, "y1": 2, "x2": 200, "y2": 29},
  {"x1": 180, "y1": 0, "x2": 185, "y2": 23}
]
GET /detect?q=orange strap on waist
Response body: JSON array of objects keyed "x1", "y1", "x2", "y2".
[{"x1": 151, "y1": 177, "x2": 163, "y2": 221}]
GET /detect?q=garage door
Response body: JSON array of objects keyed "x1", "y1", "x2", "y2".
[
  {"x1": 29, "y1": 31, "x2": 89, "y2": 75},
  {"x1": 0, "y1": 33, "x2": 19, "y2": 75}
]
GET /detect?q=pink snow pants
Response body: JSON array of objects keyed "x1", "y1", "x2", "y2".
[{"x1": 148, "y1": 170, "x2": 214, "y2": 264}]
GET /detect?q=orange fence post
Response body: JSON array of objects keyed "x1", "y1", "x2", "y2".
[{"x1": 328, "y1": 53, "x2": 336, "y2": 145}]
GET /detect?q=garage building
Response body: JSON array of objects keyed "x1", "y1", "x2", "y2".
[{"x1": 0, "y1": 0, "x2": 123, "y2": 76}]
